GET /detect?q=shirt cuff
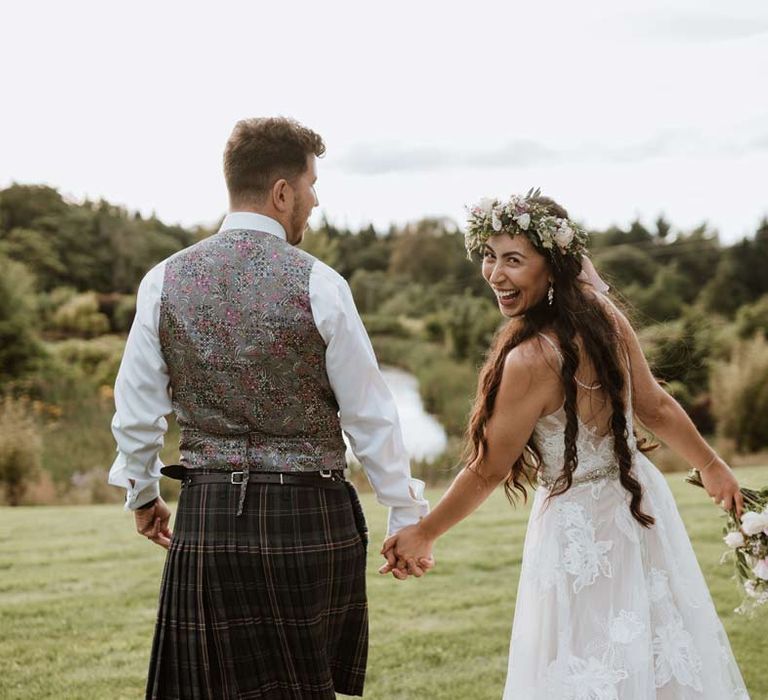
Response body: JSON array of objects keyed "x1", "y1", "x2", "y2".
[
  {"x1": 386, "y1": 478, "x2": 430, "y2": 535},
  {"x1": 125, "y1": 480, "x2": 160, "y2": 511}
]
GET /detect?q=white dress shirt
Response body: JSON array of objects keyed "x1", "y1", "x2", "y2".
[{"x1": 109, "y1": 211, "x2": 429, "y2": 534}]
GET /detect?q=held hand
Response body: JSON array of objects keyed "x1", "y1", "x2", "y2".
[
  {"x1": 134, "y1": 497, "x2": 173, "y2": 549},
  {"x1": 699, "y1": 459, "x2": 744, "y2": 519},
  {"x1": 379, "y1": 524, "x2": 435, "y2": 579}
]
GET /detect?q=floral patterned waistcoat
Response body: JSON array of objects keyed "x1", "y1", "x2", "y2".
[{"x1": 158, "y1": 229, "x2": 346, "y2": 473}]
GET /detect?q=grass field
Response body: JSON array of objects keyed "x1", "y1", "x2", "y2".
[{"x1": 1, "y1": 466, "x2": 766, "y2": 699}]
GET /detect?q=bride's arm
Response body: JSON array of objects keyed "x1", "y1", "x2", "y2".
[
  {"x1": 607, "y1": 299, "x2": 744, "y2": 516},
  {"x1": 380, "y1": 340, "x2": 553, "y2": 574}
]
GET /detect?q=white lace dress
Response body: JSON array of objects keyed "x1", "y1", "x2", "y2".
[{"x1": 503, "y1": 403, "x2": 750, "y2": 698}]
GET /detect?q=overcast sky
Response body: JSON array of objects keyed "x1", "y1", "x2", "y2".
[{"x1": 2, "y1": 0, "x2": 767, "y2": 243}]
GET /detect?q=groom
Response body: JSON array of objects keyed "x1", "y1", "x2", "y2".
[{"x1": 109, "y1": 117, "x2": 430, "y2": 698}]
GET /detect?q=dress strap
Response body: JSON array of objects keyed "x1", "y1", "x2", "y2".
[
  {"x1": 537, "y1": 333, "x2": 564, "y2": 364},
  {"x1": 537, "y1": 332, "x2": 601, "y2": 390}
]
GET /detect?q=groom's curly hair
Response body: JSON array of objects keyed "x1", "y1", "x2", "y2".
[
  {"x1": 464, "y1": 195, "x2": 655, "y2": 528},
  {"x1": 224, "y1": 117, "x2": 325, "y2": 205}
]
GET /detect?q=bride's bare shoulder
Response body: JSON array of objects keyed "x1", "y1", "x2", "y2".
[{"x1": 503, "y1": 334, "x2": 562, "y2": 383}]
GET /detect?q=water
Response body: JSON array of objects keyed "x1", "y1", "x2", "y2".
[{"x1": 345, "y1": 366, "x2": 448, "y2": 465}]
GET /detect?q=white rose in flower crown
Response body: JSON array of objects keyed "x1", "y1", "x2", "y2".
[
  {"x1": 740, "y1": 510, "x2": 768, "y2": 536},
  {"x1": 724, "y1": 531, "x2": 746, "y2": 548},
  {"x1": 478, "y1": 197, "x2": 496, "y2": 216},
  {"x1": 515, "y1": 213, "x2": 531, "y2": 231},
  {"x1": 753, "y1": 558, "x2": 768, "y2": 581},
  {"x1": 491, "y1": 207, "x2": 503, "y2": 232},
  {"x1": 554, "y1": 221, "x2": 575, "y2": 250}
]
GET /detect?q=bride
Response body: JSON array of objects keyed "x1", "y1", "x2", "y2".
[{"x1": 381, "y1": 191, "x2": 750, "y2": 698}]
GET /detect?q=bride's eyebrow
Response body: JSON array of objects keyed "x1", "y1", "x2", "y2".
[{"x1": 485, "y1": 246, "x2": 527, "y2": 260}]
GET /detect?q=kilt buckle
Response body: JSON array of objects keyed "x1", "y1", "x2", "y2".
[
  {"x1": 230, "y1": 471, "x2": 246, "y2": 485},
  {"x1": 319, "y1": 469, "x2": 333, "y2": 479}
]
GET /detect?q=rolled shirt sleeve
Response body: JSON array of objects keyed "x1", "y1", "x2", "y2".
[
  {"x1": 108, "y1": 263, "x2": 173, "y2": 510},
  {"x1": 310, "y1": 261, "x2": 430, "y2": 535}
]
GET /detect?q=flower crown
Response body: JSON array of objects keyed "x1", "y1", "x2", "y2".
[{"x1": 464, "y1": 188, "x2": 588, "y2": 259}]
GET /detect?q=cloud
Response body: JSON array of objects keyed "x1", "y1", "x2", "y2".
[{"x1": 337, "y1": 129, "x2": 768, "y2": 175}]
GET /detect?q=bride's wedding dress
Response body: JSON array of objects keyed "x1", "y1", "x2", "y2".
[{"x1": 503, "y1": 337, "x2": 749, "y2": 699}]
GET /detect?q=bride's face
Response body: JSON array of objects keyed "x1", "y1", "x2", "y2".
[{"x1": 481, "y1": 234, "x2": 552, "y2": 318}]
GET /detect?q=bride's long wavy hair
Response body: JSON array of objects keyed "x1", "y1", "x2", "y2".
[{"x1": 464, "y1": 196, "x2": 655, "y2": 527}]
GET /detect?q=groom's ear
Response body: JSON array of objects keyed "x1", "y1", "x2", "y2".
[{"x1": 271, "y1": 178, "x2": 292, "y2": 213}]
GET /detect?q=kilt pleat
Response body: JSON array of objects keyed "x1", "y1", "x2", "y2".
[{"x1": 146, "y1": 478, "x2": 368, "y2": 699}]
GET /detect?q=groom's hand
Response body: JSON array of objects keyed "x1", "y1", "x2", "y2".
[
  {"x1": 134, "y1": 497, "x2": 173, "y2": 549},
  {"x1": 379, "y1": 527, "x2": 436, "y2": 579}
]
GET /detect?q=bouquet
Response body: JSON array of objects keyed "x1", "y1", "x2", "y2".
[{"x1": 686, "y1": 469, "x2": 768, "y2": 615}]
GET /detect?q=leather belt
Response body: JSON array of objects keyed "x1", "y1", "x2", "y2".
[{"x1": 160, "y1": 465, "x2": 347, "y2": 516}]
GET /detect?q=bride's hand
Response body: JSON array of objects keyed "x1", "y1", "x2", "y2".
[
  {"x1": 699, "y1": 459, "x2": 744, "y2": 519},
  {"x1": 379, "y1": 524, "x2": 436, "y2": 579}
]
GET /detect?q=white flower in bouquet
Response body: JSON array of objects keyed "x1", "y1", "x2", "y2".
[
  {"x1": 753, "y1": 558, "x2": 768, "y2": 581},
  {"x1": 740, "y1": 509, "x2": 768, "y2": 536},
  {"x1": 724, "y1": 531, "x2": 746, "y2": 549}
]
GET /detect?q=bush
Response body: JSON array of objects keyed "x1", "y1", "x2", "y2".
[
  {"x1": 51, "y1": 292, "x2": 110, "y2": 337},
  {"x1": 360, "y1": 314, "x2": 411, "y2": 338},
  {"x1": 49, "y1": 335, "x2": 125, "y2": 387},
  {"x1": 735, "y1": 294, "x2": 768, "y2": 340},
  {"x1": 0, "y1": 254, "x2": 44, "y2": 381},
  {"x1": 0, "y1": 396, "x2": 42, "y2": 505},
  {"x1": 111, "y1": 294, "x2": 137, "y2": 333},
  {"x1": 710, "y1": 336, "x2": 768, "y2": 452}
]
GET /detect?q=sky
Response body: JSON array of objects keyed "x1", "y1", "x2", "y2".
[{"x1": 2, "y1": 0, "x2": 768, "y2": 243}]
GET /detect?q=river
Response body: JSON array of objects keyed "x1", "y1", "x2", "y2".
[{"x1": 345, "y1": 366, "x2": 448, "y2": 465}]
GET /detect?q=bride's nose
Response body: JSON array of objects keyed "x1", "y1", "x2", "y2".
[{"x1": 489, "y1": 262, "x2": 508, "y2": 286}]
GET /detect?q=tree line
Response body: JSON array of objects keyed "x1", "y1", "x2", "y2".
[{"x1": 1, "y1": 183, "x2": 767, "y2": 504}]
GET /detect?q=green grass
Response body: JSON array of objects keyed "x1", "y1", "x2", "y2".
[{"x1": 1, "y1": 467, "x2": 766, "y2": 699}]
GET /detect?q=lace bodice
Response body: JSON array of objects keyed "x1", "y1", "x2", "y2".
[{"x1": 533, "y1": 404, "x2": 638, "y2": 488}]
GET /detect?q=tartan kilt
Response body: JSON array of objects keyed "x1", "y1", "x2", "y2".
[{"x1": 146, "y1": 477, "x2": 369, "y2": 700}]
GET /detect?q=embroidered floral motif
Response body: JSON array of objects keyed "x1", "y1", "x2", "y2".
[
  {"x1": 652, "y1": 619, "x2": 704, "y2": 691},
  {"x1": 608, "y1": 610, "x2": 644, "y2": 645},
  {"x1": 546, "y1": 655, "x2": 628, "y2": 700},
  {"x1": 556, "y1": 502, "x2": 613, "y2": 593}
]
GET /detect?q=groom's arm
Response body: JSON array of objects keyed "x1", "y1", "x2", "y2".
[
  {"x1": 310, "y1": 261, "x2": 429, "y2": 535},
  {"x1": 108, "y1": 263, "x2": 173, "y2": 510}
]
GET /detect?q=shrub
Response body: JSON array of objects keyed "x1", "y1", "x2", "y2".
[
  {"x1": 49, "y1": 335, "x2": 125, "y2": 387},
  {"x1": 0, "y1": 396, "x2": 42, "y2": 505},
  {"x1": 735, "y1": 294, "x2": 768, "y2": 340},
  {"x1": 0, "y1": 254, "x2": 44, "y2": 381},
  {"x1": 50, "y1": 292, "x2": 110, "y2": 337},
  {"x1": 710, "y1": 336, "x2": 768, "y2": 452},
  {"x1": 360, "y1": 314, "x2": 411, "y2": 338}
]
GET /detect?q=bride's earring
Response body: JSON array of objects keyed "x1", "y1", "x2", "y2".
[{"x1": 547, "y1": 282, "x2": 555, "y2": 306}]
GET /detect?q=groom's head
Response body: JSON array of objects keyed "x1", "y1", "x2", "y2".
[{"x1": 224, "y1": 117, "x2": 325, "y2": 245}]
